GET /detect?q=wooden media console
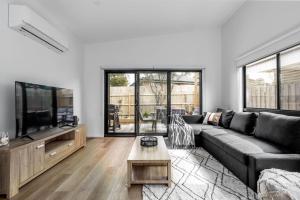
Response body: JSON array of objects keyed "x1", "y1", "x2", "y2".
[{"x1": 0, "y1": 124, "x2": 86, "y2": 198}]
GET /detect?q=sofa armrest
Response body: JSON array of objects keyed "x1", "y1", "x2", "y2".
[
  {"x1": 248, "y1": 153, "x2": 300, "y2": 191},
  {"x1": 182, "y1": 115, "x2": 203, "y2": 124}
]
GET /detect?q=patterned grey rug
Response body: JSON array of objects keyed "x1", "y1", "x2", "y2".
[{"x1": 143, "y1": 148, "x2": 257, "y2": 200}]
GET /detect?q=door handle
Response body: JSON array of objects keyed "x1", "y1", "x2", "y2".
[
  {"x1": 50, "y1": 152, "x2": 57, "y2": 157},
  {"x1": 36, "y1": 144, "x2": 44, "y2": 149}
]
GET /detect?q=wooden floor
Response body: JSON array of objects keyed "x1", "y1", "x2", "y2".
[{"x1": 5, "y1": 138, "x2": 142, "y2": 200}]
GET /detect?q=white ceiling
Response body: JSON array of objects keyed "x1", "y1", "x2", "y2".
[{"x1": 14, "y1": 0, "x2": 246, "y2": 43}]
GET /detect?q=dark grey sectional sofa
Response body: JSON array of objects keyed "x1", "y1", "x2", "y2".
[{"x1": 182, "y1": 111, "x2": 300, "y2": 191}]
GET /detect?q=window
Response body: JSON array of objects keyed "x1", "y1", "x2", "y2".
[
  {"x1": 280, "y1": 46, "x2": 300, "y2": 110},
  {"x1": 245, "y1": 55, "x2": 277, "y2": 109},
  {"x1": 243, "y1": 44, "x2": 300, "y2": 111}
]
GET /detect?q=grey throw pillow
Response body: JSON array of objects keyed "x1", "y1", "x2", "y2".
[
  {"x1": 217, "y1": 108, "x2": 235, "y2": 128},
  {"x1": 229, "y1": 112, "x2": 257, "y2": 135}
]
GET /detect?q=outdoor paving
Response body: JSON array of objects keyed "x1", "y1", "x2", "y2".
[{"x1": 111, "y1": 123, "x2": 167, "y2": 133}]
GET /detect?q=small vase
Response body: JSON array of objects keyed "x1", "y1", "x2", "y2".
[{"x1": 0, "y1": 132, "x2": 9, "y2": 147}]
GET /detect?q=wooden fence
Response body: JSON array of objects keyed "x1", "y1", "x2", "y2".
[
  {"x1": 109, "y1": 85, "x2": 199, "y2": 122},
  {"x1": 247, "y1": 82, "x2": 300, "y2": 110}
]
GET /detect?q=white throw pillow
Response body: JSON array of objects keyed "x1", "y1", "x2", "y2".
[{"x1": 203, "y1": 112, "x2": 211, "y2": 124}]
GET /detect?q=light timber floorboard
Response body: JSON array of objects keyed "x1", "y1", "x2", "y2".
[{"x1": 2, "y1": 138, "x2": 142, "y2": 200}]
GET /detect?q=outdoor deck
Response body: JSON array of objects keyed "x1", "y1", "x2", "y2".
[{"x1": 110, "y1": 123, "x2": 167, "y2": 133}]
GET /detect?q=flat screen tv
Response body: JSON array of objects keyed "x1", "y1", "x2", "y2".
[{"x1": 15, "y1": 82, "x2": 73, "y2": 138}]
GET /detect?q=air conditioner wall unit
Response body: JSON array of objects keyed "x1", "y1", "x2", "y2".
[{"x1": 9, "y1": 4, "x2": 69, "y2": 53}]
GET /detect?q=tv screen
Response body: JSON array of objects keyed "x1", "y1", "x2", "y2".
[{"x1": 15, "y1": 82, "x2": 73, "y2": 137}]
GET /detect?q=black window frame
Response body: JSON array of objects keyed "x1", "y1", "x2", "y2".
[
  {"x1": 104, "y1": 69, "x2": 203, "y2": 137},
  {"x1": 243, "y1": 43, "x2": 300, "y2": 116}
]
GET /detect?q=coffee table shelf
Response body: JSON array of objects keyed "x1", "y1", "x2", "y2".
[{"x1": 127, "y1": 136, "x2": 171, "y2": 187}]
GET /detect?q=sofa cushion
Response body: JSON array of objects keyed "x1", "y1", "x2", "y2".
[
  {"x1": 230, "y1": 112, "x2": 257, "y2": 135},
  {"x1": 189, "y1": 124, "x2": 220, "y2": 135},
  {"x1": 201, "y1": 129, "x2": 286, "y2": 164},
  {"x1": 189, "y1": 124, "x2": 203, "y2": 135},
  {"x1": 255, "y1": 112, "x2": 300, "y2": 153},
  {"x1": 182, "y1": 115, "x2": 203, "y2": 124},
  {"x1": 217, "y1": 108, "x2": 235, "y2": 128},
  {"x1": 201, "y1": 124, "x2": 221, "y2": 130}
]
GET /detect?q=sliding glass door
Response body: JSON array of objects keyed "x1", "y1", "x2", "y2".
[
  {"x1": 105, "y1": 70, "x2": 202, "y2": 136},
  {"x1": 171, "y1": 72, "x2": 201, "y2": 116},
  {"x1": 106, "y1": 72, "x2": 136, "y2": 135},
  {"x1": 138, "y1": 72, "x2": 168, "y2": 135}
]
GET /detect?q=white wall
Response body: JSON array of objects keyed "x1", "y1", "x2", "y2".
[
  {"x1": 0, "y1": 0, "x2": 84, "y2": 138},
  {"x1": 83, "y1": 29, "x2": 222, "y2": 137},
  {"x1": 222, "y1": 1, "x2": 300, "y2": 110}
]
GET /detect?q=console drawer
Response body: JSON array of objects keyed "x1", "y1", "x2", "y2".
[{"x1": 45, "y1": 140, "x2": 75, "y2": 168}]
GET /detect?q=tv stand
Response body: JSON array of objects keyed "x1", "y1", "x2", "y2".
[{"x1": 0, "y1": 124, "x2": 86, "y2": 199}]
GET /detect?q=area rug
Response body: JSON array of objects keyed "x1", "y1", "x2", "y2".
[{"x1": 142, "y1": 148, "x2": 257, "y2": 200}]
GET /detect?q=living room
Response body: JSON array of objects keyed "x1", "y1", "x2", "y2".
[{"x1": 1, "y1": 0, "x2": 300, "y2": 199}]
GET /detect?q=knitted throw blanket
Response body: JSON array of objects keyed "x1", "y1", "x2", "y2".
[{"x1": 258, "y1": 168, "x2": 300, "y2": 200}]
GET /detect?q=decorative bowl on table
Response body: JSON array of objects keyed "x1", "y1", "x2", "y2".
[{"x1": 140, "y1": 136, "x2": 158, "y2": 147}]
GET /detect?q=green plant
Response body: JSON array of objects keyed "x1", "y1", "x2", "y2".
[
  {"x1": 143, "y1": 111, "x2": 150, "y2": 118},
  {"x1": 110, "y1": 74, "x2": 128, "y2": 86}
]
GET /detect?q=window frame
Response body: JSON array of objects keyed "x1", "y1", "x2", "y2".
[
  {"x1": 243, "y1": 42, "x2": 300, "y2": 115},
  {"x1": 104, "y1": 69, "x2": 203, "y2": 137}
]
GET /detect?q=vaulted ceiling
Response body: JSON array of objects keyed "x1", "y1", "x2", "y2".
[{"x1": 13, "y1": 0, "x2": 246, "y2": 43}]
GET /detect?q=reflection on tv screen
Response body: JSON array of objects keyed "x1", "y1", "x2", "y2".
[
  {"x1": 57, "y1": 88, "x2": 74, "y2": 122},
  {"x1": 15, "y1": 82, "x2": 74, "y2": 137}
]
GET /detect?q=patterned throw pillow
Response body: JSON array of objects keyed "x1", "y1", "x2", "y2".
[{"x1": 208, "y1": 112, "x2": 222, "y2": 126}]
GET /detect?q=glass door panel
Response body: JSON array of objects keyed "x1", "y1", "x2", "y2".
[
  {"x1": 171, "y1": 72, "x2": 201, "y2": 116},
  {"x1": 139, "y1": 72, "x2": 168, "y2": 134},
  {"x1": 105, "y1": 70, "x2": 202, "y2": 136},
  {"x1": 107, "y1": 73, "x2": 135, "y2": 134}
]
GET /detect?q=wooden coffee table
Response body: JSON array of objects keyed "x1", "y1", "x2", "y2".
[{"x1": 127, "y1": 136, "x2": 171, "y2": 187}]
